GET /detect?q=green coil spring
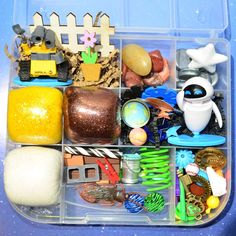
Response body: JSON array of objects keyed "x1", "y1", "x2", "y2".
[{"x1": 139, "y1": 148, "x2": 172, "y2": 192}]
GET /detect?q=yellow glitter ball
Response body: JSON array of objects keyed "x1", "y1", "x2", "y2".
[{"x1": 8, "y1": 86, "x2": 63, "y2": 144}]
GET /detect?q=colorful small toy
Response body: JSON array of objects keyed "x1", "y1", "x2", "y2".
[
  {"x1": 11, "y1": 24, "x2": 70, "y2": 84},
  {"x1": 144, "y1": 98, "x2": 174, "y2": 119},
  {"x1": 141, "y1": 86, "x2": 177, "y2": 107},
  {"x1": 185, "y1": 163, "x2": 199, "y2": 176},
  {"x1": 167, "y1": 77, "x2": 225, "y2": 146},
  {"x1": 122, "y1": 99, "x2": 150, "y2": 128},
  {"x1": 176, "y1": 150, "x2": 195, "y2": 169},
  {"x1": 129, "y1": 128, "x2": 147, "y2": 146},
  {"x1": 206, "y1": 196, "x2": 220, "y2": 214}
]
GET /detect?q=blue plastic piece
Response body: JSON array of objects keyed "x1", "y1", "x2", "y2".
[
  {"x1": 167, "y1": 126, "x2": 225, "y2": 146},
  {"x1": 166, "y1": 126, "x2": 180, "y2": 138},
  {"x1": 141, "y1": 86, "x2": 177, "y2": 107},
  {"x1": 123, "y1": 153, "x2": 141, "y2": 160},
  {"x1": 176, "y1": 150, "x2": 195, "y2": 169},
  {"x1": 13, "y1": 76, "x2": 73, "y2": 87},
  {"x1": 168, "y1": 134, "x2": 226, "y2": 147},
  {"x1": 198, "y1": 169, "x2": 209, "y2": 181}
]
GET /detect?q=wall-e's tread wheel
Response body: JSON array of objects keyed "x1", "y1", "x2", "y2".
[
  {"x1": 57, "y1": 60, "x2": 69, "y2": 82},
  {"x1": 19, "y1": 60, "x2": 31, "y2": 81}
]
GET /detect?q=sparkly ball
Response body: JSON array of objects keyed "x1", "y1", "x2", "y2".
[
  {"x1": 144, "y1": 193, "x2": 165, "y2": 213},
  {"x1": 124, "y1": 193, "x2": 144, "y2": 213},
  {"x1": 122, "y1": 100, "x2": 150, "y2": 128},
  {"x1": 185, "y1": 163, "x2": 200, "y2": 176},
  {"x1": 129, "y1": 128, "x2": 147, "y2": 146}
]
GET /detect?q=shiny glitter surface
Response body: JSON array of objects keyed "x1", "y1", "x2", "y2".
[
  {"x1": 64, "y1": 87, "x2": 120, "y2": 144},
  {"x1": 7, "y1": 86, "x2": 63, "y2": 144}
]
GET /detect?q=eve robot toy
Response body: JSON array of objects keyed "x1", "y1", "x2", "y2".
[{"x1": 167, "y1": 77, "x2": 225, "y2": 146}]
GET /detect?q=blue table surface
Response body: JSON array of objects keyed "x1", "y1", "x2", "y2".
[{"x1": 0, "y1": 1, "x2": 235, "y2": 235}]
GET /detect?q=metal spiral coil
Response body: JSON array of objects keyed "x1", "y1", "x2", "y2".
[{"x1": 139, "y1": 148, "x2": 172, "y2": 192}]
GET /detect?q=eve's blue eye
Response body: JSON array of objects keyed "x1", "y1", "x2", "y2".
[
  {"x1": 194, "y1": 89, "x2": 203, "y2": 95},
  {"x1": 184, "y1": 90, "x2": 191, "y2": 95}
]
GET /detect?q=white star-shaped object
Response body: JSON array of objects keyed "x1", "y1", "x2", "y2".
[{"x1": 186, "y1": 43, "x2": 228, "y2": 73}]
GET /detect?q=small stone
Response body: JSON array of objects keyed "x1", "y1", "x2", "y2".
[{"x1": 122, "y1": 44, "x2": 152, "y2": 76}]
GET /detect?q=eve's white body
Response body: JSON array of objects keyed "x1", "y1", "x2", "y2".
[{"x1": 177, "y1": 77, "x2": 223, "y2": 134}]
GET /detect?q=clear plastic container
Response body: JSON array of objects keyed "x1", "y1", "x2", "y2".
[{"x1": 5, "y1": 0, "x2": 231, "y2": 226}]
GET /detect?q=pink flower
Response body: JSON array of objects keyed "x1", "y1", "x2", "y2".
[{"x1": 80, "y1": 30, "x2": 97, "y2": 48}]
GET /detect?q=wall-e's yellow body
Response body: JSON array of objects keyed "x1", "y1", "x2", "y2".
[{"x1": 20, "y1": 42, "x2": 58, "y2": 77}]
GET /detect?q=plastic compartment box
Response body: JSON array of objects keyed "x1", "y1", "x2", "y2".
[{"x1": 6, "y1": 0, "x2": 231, "y2": 226}]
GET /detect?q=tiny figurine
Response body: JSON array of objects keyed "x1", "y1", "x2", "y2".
[
  {"x1": 167, "y1": 77, "x2": 225, "y2": 146},
  {"x1": 144, "y1": 97, "x2": 174, "y2": 119},
  {"x1": 186, "y1": 43, "x2": 228, "y2": 73},
  {"x1": 9, "y1": 24, "x2": 71, "y2": 86},
  {"x1": 129, "y1": 128, "x2": 147, "y2": 146}
]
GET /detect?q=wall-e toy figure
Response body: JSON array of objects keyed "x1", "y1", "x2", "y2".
[{"x1": 12, "y1": 24, "x2": 69, "y2": 82}]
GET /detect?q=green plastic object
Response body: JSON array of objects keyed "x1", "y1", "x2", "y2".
[{"x1": 175, "y1": 169, "x2": 195, "y2": 222}]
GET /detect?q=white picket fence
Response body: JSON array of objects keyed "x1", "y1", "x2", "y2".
[{"x1": 29, "y1": 12, "x2": 115, "y2": 57}]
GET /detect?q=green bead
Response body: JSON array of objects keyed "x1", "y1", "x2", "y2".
[{"x1": 144, "y1": 193, "x2": 165, "y2": 213}]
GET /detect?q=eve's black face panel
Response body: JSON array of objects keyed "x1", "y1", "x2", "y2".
[{"x1": 184, "y1": 84, "x2": 207, "y2": 99}]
